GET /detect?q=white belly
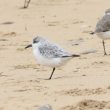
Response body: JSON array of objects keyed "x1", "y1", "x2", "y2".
[
  {"x1": 96, "y1": 31, "x2": 110, "y2": 40},
  {"x1": 33, "y1": 49, "x2": 71, "y2": 68}
]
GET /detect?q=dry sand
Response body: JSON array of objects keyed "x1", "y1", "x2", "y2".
[{"x1": 0, "y1": 0, "x2": 110, "y2": 110}]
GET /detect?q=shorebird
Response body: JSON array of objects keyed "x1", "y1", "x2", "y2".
[
  {"x1": 25, "y1": 36, "x2": 80, "y2": 80},
  {"x1": 90, "y1": 9, "x2": 110, "y2": 55},
  {"x1": 36, "y1": 105, "x2": 52, "y2": 110}
]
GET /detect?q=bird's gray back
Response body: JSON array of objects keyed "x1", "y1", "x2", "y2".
[
  {"x1": 95, "y1": 14, "x2": 110, "y2": 33},
  {"x1": 38, "y1": 41, "x2": 71, "y2": 58},
  {"x1": 37, "y1": 105, "x2": 52, "y2": 110}
]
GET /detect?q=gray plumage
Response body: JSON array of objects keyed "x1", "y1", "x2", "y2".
[
  {"x1": 105, "y1": 8, "x2": 110, "y2": 14},
  {"x1": 95, "y1": 10, "x2": 110, "y2": 33},
  {"x1": 91, "y1": 9, "x2": 110, "y2": 55},
  {"x1": 38, "y1": 40, "x2": 72, "y2": 58},
  {"x1": 37, "y1": 105, "x2": 52, "y2": 110}
]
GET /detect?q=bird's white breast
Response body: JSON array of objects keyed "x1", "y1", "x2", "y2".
[
  {"x1": 32, "y1": 46, "x2": 71, "y2": 68},
  {"x1": 96, "y1": 31, "x2": 110, "y2": 40}
]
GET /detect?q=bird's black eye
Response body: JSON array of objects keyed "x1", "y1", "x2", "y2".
[{"x1": 33, "y1": 40, "x2": 38, "y2": 43}]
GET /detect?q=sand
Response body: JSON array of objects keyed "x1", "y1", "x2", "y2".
[{"x1": 0, "y1": 0, "x2": 110, "y2": 110}]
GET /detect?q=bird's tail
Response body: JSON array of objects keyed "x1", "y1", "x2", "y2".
[{"x1": 62, "y1": 54, "x2": 80, "y2": 58}]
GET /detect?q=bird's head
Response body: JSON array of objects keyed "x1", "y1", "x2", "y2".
[
  {"x1": 105, "y1": 9, "x2": 110, "y2": 14},
  {"x1": 25, "y1": 36, "x2": 45, "y2": 49}
]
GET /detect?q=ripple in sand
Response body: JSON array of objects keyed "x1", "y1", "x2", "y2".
[
  {"x1": 62, "y1": 100, "x2": 110, "y2": 110},
  {"x1": 47, "y1": 21, "x2": 60, "y2": 26},
  {"x1": 14, "y1": 64, "x2": 40, "y2": 70},
  {"x1": 2, "y1": 32, "x2": 16, "y2": 37},
  {"x1": 68, "y1": 38, "x2": 84, "y2": 46},
  {"x1": 57, "y1": 88, "x2": 106, "y2": 96},
  {"x1": 1, "y1": 21, "x2": 14, "y2": 25},
  {"x1": 0, "y1": 39, "x2": 8, "y2": 41},
  {"x1": 16, "y1": 48, "x2": 25, "y2": 51}
]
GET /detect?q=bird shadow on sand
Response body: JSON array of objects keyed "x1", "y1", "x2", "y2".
[{"x1": 37, "y1": 75, "x2": 73, "y2": 80}]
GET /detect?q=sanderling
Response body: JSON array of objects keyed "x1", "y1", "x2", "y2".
[
  {"x1": 90, "y1": 9, "x2": 110, "y2": 55},
  {"x1": 36, "y1": 105, "x2": 52, "y2": 110},
  {"x1": 25, "y1": 36, "x2": 80, "y2": 80}
]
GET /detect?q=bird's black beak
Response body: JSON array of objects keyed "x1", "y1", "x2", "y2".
[{"x1": 25, "y1": 44, "x2": 32, "y2": 49}]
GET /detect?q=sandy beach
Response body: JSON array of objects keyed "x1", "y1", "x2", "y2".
[{"x1": 0, "y1": 0, "x2": 110, "y2": 110}]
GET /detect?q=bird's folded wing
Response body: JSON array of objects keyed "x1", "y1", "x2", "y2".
[{"x1": 38, "y1": 43, "x2": 71, "y2": 58}]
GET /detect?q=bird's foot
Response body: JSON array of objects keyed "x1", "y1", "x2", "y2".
[{"x1": 104, "y1": 53, "x2": 107, "y2": 55}]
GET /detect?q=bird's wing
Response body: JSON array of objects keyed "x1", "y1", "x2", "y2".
[
  {"x1": 95, "y1": 14, "x2": 110, "y2": 33},
  {"x1": 38, "y1": 42, "x2": 71, "y2": 58}
]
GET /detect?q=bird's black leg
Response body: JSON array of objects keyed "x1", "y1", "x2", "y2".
[
  {"x1": 48, "y1": 67, "x2": 55, "y2": 80},
  {"x1": 102, "y1": 40, "x2": 107, "y2": 55},
  {"x1": 24, "y1": 0, "x2": 31, "y2": 8}
]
